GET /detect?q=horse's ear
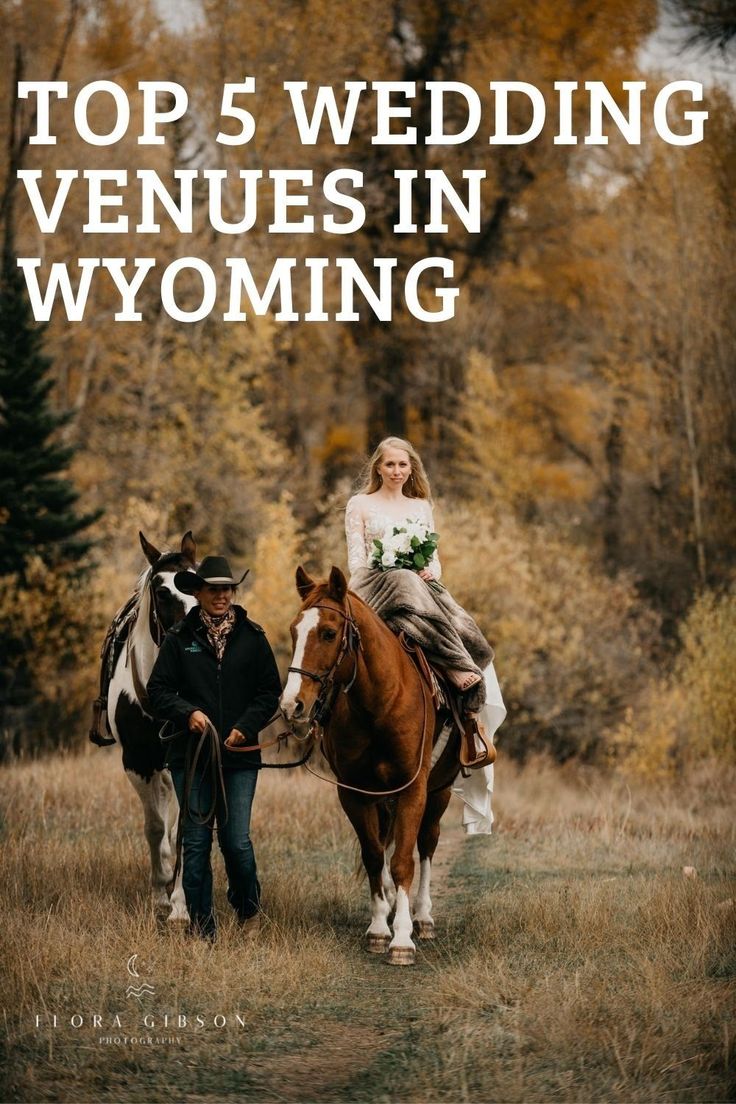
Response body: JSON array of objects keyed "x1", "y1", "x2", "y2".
[
  {"x1": 328, "y1": 566, "x2": 348, "y2": 602},
  {"x1": 139, "y1": 531, "x2": 161, "y2": 566},
  {"x1": 296, "y1": 565, "x2": 315, "y2": 599},
  {"x1": 181, "y1": 530, "x2": 196, "y2": 565},
  {"x1": 296, "y1": 565, "x2": 315, "y2": 598}
]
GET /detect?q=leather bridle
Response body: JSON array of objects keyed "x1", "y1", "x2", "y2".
[
  {"x1": 287, "y1": 596, "x2": 433, "y2": 798},
  {"x1": 287, "y1": 597, "x2": 362, "y2": 730}
]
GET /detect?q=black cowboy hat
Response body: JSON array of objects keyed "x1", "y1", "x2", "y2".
[{"x1": 174, "y1": 555, "x2": 249, "y2": 594}]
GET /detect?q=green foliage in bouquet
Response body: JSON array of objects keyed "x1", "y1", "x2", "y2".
[{"x1": 371, "y1": 524, "x2": 441, "y2": 583}]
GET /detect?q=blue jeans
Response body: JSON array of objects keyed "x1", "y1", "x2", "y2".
[{"x1": 170, "y1": 764, "x2": 260, "y2": 939}]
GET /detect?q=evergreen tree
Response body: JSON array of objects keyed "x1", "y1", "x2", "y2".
[{"x1": 0, "y1": 251, "x2": 99, "y2": 576}]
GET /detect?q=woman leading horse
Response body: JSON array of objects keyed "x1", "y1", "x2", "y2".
[{"x1": 147, "y1": 555, "x2": 281, "y2": 941}]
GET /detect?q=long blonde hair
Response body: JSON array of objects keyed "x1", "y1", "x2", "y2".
[{"x1": 356, "y1": 436, "x2": 433, "y2": 501}]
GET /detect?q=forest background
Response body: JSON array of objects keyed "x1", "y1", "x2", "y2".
[{"x1": 0, "y1": 0, "x2": 734, "y2": 779}]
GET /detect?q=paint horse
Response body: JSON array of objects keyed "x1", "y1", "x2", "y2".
[
  {"x1": 281, "y1": 566, "x2": 461, "y2": 966},
  {"x1": 106, "y1": 532, "x2": 197, "y2": 921}
]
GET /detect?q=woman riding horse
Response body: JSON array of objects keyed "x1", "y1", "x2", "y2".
[{"x1": 345, "y1": 436, "x2": 505, "y2": 765}]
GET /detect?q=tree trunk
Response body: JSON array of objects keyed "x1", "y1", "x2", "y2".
[
  {"x1": 680, "y1": 353, "x2": 707, "y2": 586},
  {"x1": 603, "y1": 396, "x2": 626, "y2": 574}
]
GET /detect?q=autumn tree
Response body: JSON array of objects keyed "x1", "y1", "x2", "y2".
[{"x1": 0, "y1": 251, "x2": 98, "y2": 575}]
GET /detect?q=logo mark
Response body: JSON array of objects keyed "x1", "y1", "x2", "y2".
[
  {"x1": 126, "y1": 982, "x2": 155, "y2": 1000},
  {"x1": 124, "y1": 954, "x2": 155, "y2": 1002}
]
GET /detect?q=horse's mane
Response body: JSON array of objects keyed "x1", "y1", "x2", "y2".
[
  {"x1": 302, "y1": 581, "x2": 368, "y2": 611},
  {"x1": 133, "y1": 565, "x2": 152, "y2": 598},
  {"x1": 301, "y1": 582, "x2": 390, "y2": 635}
]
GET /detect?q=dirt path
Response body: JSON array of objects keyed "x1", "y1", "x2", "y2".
[
  {"x1": 243, "y1": 798, "x2": 468, "y2": 1103},
  {"x1": 6, "y1": 755, "x2": 731, "y2": 1103}
]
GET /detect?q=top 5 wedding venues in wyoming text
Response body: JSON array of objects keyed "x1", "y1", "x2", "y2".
[{"x1": 16, "y1": 77, "x2": 708, "y2": 325}]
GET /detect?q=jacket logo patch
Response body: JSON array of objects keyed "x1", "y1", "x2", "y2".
[{"x1": 185, "y1": 643, "x2": 203, "y2": 654}]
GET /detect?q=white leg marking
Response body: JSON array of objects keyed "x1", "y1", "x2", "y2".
[
  {"x1": 162, "y1": 768, "x2": 188, "y2": 922},
  {"x1": 126, "y1": 769, "x2": 175, "y2": 910},
  {"x1": 367, "y1": 891, "x2": 392, "y2": 938},
  {"x1": 389, "y1": 887, "x2": 415, "y2": 952},
  {"x1": 413, "y1": 858, "x2": 434, "y2": 927},
  {"x1": 281, "y1": 608, "x2": 319, "y2": 715},
  {"x1": 381, "y1": 856, "x2": 396, "y2": 908}
]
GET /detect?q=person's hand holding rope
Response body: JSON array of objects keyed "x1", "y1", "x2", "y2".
[
  {"x1": 225, "y1": 727, "x2": 246, "y2": 747},
  {"x1": 188, "y1": 709, "x2": 210, "y2": 734}
]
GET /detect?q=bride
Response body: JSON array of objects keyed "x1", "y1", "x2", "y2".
[{"x1": 345, "y1": 436, "x2": 506, "y2": 794}]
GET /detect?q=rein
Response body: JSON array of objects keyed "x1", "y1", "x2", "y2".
[
  {"x1": 164, "y1": 718, "x2": 225, "y2": 888},
  {"x1": 305, "y1": 677, "x2": 432, "y2": 798},
  {"x1": 163, "y1": 715, "x2": 315, "y2": 887},
  {"x1": 222, "y1": 715, "x2": 315, "y2": 763}
]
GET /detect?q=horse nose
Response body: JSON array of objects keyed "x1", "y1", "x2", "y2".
[{"x1": 281, "y1": 696, "x2": 305, "y2": 722}]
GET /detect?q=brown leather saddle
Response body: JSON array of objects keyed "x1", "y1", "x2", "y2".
[{"x1": 397, "y1": 632, "x2": 495, "y2": 772}]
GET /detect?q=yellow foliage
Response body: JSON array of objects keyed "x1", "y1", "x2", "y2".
[
  {"x1": 243, "y1": 496, "x2": 304, "y2": 671},
  {"x1": 437, "y1": 504, "x2": 659, "y2": 759},
  {"x1": 456, "y1": 352, "x2": 600, "y2": 508},
  {"x1": 606, "y1": 691, "x2": 683, "y2": 782},
  {"x1": 0, "y1": 558, "x2": 109, "y2": 753},
  {"x1": 313, "y1": 426, "x2": 365, "y2": 478},
  {"x1": 607, "y1": 586, "x2": 736, "y2": 778},
  {"x1": 678, "y1": 588, "x2": 736, "y2": 762}
]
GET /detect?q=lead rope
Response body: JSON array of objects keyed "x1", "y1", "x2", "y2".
[
  {"x1": 166, "y1": 715, "x2": 315, "y2": 892},
  {"x1": 169, "y1": 718, "x2": 226, "y2": 890}
]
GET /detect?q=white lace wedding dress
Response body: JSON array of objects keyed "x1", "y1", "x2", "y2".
[{"x1": 345, "y1": 493, "x2": 506, "y2": 834}]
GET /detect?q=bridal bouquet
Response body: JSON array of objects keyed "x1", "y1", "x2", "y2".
[{"x1": 371, "y1": 521, "x2": 440, "y2": 578}]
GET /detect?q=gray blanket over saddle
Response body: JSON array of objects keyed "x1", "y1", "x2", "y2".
[{"x1": 349, "y1": 567, "x2": 493, "y2": 713}]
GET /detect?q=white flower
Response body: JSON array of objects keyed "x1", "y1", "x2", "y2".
[
  {"x1": 393, "y1": 530, "x2": 413, "y2": 554},
  {"x1": 381, "y1": 548, "x2": 396, "y2": 568},
  {"x1": 405, "y1": 520, "x2": 428, "y2": 542}
]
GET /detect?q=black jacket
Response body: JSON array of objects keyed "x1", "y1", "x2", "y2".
[{"x1": 146, "y1": 605, "x2": 282, "y2": 770}]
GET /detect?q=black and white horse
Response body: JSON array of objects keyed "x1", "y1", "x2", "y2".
[{"x1": 107, "y1": 532, "x2": 197, "y2": 921}]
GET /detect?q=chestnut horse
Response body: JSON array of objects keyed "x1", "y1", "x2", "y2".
[{"x1": 280, "y1": 565, "x2": 461, "y2": 966}]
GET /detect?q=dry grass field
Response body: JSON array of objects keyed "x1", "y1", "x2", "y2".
[{"x1": 0, "y1": 750, "x2": 734, "y2": 1103}]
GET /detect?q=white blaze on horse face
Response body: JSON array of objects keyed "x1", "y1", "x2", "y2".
[
  {"x1": 159, "y1": 571, "x2": 198, "y2": 616},
  {"x1": 281, "y1": 607, "x2": 320, "y2": 719}
]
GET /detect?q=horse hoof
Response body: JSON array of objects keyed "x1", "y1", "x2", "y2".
[
  {"x1": 166, "y1": 915, "x2": 189, "y2": 929},
  {"x1": 386, "y1": 945, "x2": 416, "y2": 966},
  {"x1": 366, "y1": 933, "x2": 391, "y2": 954},
  {"x1": 413, "y1": 920, "x2": 436, "y2": 940}
]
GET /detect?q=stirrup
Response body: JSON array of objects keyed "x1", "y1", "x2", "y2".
[
  {"x1": 89, "y1": 698, "x2": 116, "y2": 747},
  {"x1": 459, "y1": 717, "x2": 495, "y2": 770}
]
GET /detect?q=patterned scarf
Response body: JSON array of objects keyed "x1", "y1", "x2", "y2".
[{"x1": 199, "y1": 607, "x2": 236, "y2": 663}]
